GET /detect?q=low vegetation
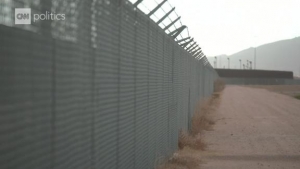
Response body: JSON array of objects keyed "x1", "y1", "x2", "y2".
[
  {"x1": 157, "y1": 150, "x2": 201, "y2": 169},
  {"x1": 157, "y1": 80, "x2": 224, "y2": 169},
  {"x1": 294, "y1": 95, "x2": 300, "y2": 100},
  {"x1": 214, "y1": 79, "x2": 226, "y2": 93}
]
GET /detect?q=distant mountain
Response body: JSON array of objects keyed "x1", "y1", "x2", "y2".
[{"x1": 208, "y1": 37, "x2": 300, "y2": 77}]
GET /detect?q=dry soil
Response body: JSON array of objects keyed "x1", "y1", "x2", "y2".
[
  {"x1": 248, "y1": 85, "x2": 300, "y2": 97},
  {"x1": 201, "y1": 85, "x2": 300, "y2": 169}
]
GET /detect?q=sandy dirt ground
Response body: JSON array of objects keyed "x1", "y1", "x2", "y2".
[
  {"x1": 248, "y1": 85, "x2": 300, "y2": 97},
  {"x1": 201, "y1": 85, "x2": 300, "y2": 169}
]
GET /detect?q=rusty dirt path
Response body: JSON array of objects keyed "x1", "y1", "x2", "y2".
[{"x1": 201, "y1": 85, "x2": 300, "y2": 169}]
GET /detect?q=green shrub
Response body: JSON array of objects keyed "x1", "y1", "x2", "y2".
[{"x1": 294, "y1": 95, "x2": 300, "y2": 100}]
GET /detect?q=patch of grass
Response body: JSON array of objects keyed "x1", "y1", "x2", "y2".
[
  {"x1": 157, "y1": 91, "x2": 222, "y2": 169},
  {"x1": 178, "y1": 131, "x2": 206, "y2": 151},
  {"x1": 156, "y1": 151, "x2": 201, "y2": 169},
  {"x1": 214, "y1": 79, "x2": 225, "y2": 92},
  {"x1": 294, "y1": 95, "x2": 300, "y2": 100},
  {"x1": 191, "y1": 94, "x2": 220, "y2": 135}
]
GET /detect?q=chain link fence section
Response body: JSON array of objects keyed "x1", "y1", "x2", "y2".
[{"x1": 0, "y1": 0, "x2": 219, "y2": 169}]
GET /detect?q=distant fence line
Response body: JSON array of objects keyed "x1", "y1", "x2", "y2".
[
  {"x1": 0, "y1": 1, "x2": 218, "y2": 169},
  {"x1": 222, "y1": 78, "x2": 300, "y2": 85},
  {"x1": 215, "y1": 69, "x2": 294, "y2": 79}
]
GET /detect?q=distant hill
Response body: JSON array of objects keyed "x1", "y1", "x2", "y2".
[{"x1": 208, "y1": 37, "x2": 300, "y2": 77}]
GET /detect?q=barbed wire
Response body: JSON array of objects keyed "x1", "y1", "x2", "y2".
[{"x1": 129, "y1": 0, "x2": 211, "y2": 68}]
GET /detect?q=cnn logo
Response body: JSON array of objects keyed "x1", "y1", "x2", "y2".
[{"x1": 15, "y1": 8, "x2": 31, "y2": 24}]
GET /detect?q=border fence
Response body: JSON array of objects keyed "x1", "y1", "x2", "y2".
[{"x1": 0, "y1": 0, "x2": 219, "y2": 169}]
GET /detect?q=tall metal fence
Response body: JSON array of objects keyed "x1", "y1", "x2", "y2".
[{"x1": 0, "y1": 0, "x2": 219, "y2": 169}]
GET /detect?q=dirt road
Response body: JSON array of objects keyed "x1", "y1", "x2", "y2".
[
  {"x1": 202, "y1": 85, "x2": 300, "y2": 169},
  {"x1": 248, "y1": 85, "x2": 300, "y2": 97}
]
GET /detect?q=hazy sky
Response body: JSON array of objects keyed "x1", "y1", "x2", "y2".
[{"x1": 135, "y1": 0, "x2": 300, "y2": 56}]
